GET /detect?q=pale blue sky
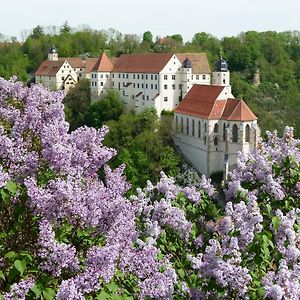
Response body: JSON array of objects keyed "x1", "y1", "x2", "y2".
[{"x1": 1, "y1": 0, "x2": 299, "y2": 41}]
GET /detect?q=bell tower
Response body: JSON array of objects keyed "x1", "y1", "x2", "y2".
[
  {"x1": 48, "y1": 45, "x2": 58, "y2": 61},
  {"x1": 213, "y1": 57, "x2": 231, "y2": 92}
]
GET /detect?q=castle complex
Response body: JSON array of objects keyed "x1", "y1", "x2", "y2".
[{"x1": 35, "y1": 48, "x2": 260, "y2": 177}]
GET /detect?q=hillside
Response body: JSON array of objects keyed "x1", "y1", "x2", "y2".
[{"x1": 0, "y1": 26, "x2": 300, "y2": 137}]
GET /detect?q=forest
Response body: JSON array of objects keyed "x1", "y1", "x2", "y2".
[{"x1": 0, "y1": 23, "x2": 300, "y2": 137}]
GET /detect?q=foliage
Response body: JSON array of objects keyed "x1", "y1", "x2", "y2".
[
  {"x1": 63, "y1": 79, "x2": 91, "y2": 131},
  {"x1": 104, "y1": 109, "x2": 180, "y2": 190},
  {"x1": 85, "y1": 89, "x2": 123, "y2": 129},
  {"x1": 0, "y1": 77, "x2": 300, "y2": 299},
  {"x1": 1, "y1": 26, "x2": 300, "y2": 135}
]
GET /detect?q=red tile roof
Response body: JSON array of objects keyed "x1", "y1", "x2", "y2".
[
  {"x1": 35, "y1": 60, "x2": 65, "y2": 76},
  {"x1": 112, "y1": 53, "x2": 174, "y2": 73},
  {"x1": 91, "y1": 53, "x2": 114, "y2": 72},
  {"x1": 176, "y1": 53, "x2": 211, "y2": 74},
  {"x1": 35, "y1": 57, "x2": 98, "y2": 76},
  {"x1": 175, "y1": 85, "x2": 257, "y2": 121}
]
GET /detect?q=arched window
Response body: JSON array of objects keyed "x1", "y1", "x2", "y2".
[
  {"x1": 181, "y1": 117, "x2": 183, "y2": 133},
  {"x1": 245, "y1": 124, "x2": 250, "y2": 142},
  {"x1": 198, "y1": 121, "x2": 201, "y2": 138},
  {"x1": 232, "y1": 124, "x2": 238, "y2": 142},
  {"x1": 192, "y1": 119, "x2": 195, "y2": 136},
  {"x1": 186, "y1": 118, "x2": 189, "y2": 135},
  {"x1": 214, "y1": 123, "x2": 219, "y2": 133},
  {"x1": 214, "y1": 136, "x2": 218, "y2": 146},
  {"x1": 175, "y1": 116, "x2": 178, "y2": 132},
  {"x1": 223, "y1": 123, "x2": 226, "y2": 141}
]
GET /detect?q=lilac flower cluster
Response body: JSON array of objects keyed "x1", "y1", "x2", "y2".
[
  {"x1": 225, "y1": 127, "x2": 300, "y2": 202},
  {"x1": 189, "y1": 238, "x2": 251, "y2": 297},
  {"x1": 0, "y1": 77, "x2": 175, "y2": 299},
  {"x1": 273, "y1": 209, "x2": 300, "y2": 263},
  {"x1": 38, "y1": 220, "x2": 79, "y2": 276},
  {"x1": 262, "y1": 259, "x2": 300, "y2": 300},
  {"x1": 4, "y1": 277, "x2": 35, "y2": 300}
]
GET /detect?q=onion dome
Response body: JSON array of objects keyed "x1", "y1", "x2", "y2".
[
  {"x1": 182, "y1": 58, "x2": 192, "y2": 68},
  {"x1": 215, "y1": 57, "x2": 228, "y2": 72},
  {"x1": 49, "y1": 45, "x2": 57, "y2": 54}
]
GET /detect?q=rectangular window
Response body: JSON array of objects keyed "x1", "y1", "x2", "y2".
[
  {"x1": 151, "y1": 75, "x2": 153, "y2": 80},
  {"x1": 179, "y1": 84, "x2": 182, "y2": 89},
  {"x1": 155, "y1": 84, "x2": 158, "y2": 89},
  {"x1": 141, "y1": 74, "x2": 144, "y2": 79},
  {"x1": 133, "y1": 83, "x2": 135, "y2": 88},
  {"x1": 202, "y1": 75, "x2": 206, "y2": 80},
  {"x1": 112, "y1": 82, "x2": 114, "y2": 87},
  {"x1": 123, "y1": 74, "x2": 125, "y2": 79},
  {"x1": 196, "y1": 75, "x2": 199, "y2": 80},
  {"x1": 164, "y1": 84, "x2": 168, "y2": 89},
  {"x1": 137, "y1": 83, "x2": 140, "y2": 88},
  {"x1": 145, "y1": 84, "x2": 148, "y2": 88},
  {"x1": 106, "y1": 74, "x2": 109, "y2": 78},
  {"x1": 141, "y1": 83, "x2": 144, "y2": 88},
  {"x1": 164, "y1": 97, "x2": 168, "y2": 102},
  {"x1": 147, "y1": 95, "x2": 149, "y2": 100},
  {"x1": 172, "y1": 75, "x2": 175, "y2": 80},
  {"x1": 145, "y1": 75, "x2": 148, "y2": 80},
  {"x1": 112, "y1": 74, "x2": 115, "y2": 78},
  {"x1": 133, "y1": 74, "x2": 136, "y2": 79},
  {"x1": 118, "y1": 74, "x2": 121, "y2": 79},
  {"x1": 164, "y1": 75, "x2": 168, "y2": 80},
  {"x1": 101, "y1": 82, "x2": 103, "y2": 86},
  {"x1": 100, "y1": 74, "x2": 103, "y2": 78},
  {"x1": 137, "y1": 74, "x2": 140, "y2": 79},
  {"x1": 155, "y1": 75, "x2": 158, "y2": 80},
  {"x1": 126, "y1": 74, "x2": 129, "y2": 79},
  {"x1": 151, "y1": 84, "x2": 153, "y2": 89},
  {"x1": 172, "y1": 84, "x2": 175, "y2": 90}
]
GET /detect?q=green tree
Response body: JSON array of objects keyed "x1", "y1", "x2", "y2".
[
  {"x1": 63, "y1": 79, "x2": 91, "y2": 130},
  {"x1": 85, "y1": 89, "x2": 123, "y2": 129},
  {"x1": 143, "y1": 31, "x2": 153, "y2": 44}
]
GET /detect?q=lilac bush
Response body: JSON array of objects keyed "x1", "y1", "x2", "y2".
[{"x1": 0, "y1": 76, "x2": 299, "y2": 299}]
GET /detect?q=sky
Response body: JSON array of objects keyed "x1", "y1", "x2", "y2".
[{"x1": 1, "y1": 0, "x2": 300, "y2": 42}]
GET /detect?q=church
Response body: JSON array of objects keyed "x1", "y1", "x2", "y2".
[
  {"x1": 35, "y1": 48, "x2": 260, "y2": 178},
  {"x1": 172, "y1": 58, "x2": 260, "y2": 177}
]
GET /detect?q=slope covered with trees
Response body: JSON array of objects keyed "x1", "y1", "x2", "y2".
[{"x1": 0, "y1": 25, "x2": 300, "y2": 137}]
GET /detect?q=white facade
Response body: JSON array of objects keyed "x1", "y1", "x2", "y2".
[
  {"x1": 90, "y1": 72, "x2": 112, "y2": 101},
  {"x1": 173, "y1": 113, "x2": 259, "y2": 176},
  {"x1": 35, "y1": 60, "x2": 77, "y2": 91},
  {"x1": 109, "y1": 54, "x2": 211, "y2": 115}
]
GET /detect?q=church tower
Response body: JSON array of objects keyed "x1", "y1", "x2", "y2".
[
  {"x1": 213, "y1": 57, "x2": 231, "y2": 92},
  {"x1": 48, "y1": 45, "x2": 58, "y2": 61},
  {"x1": 181, "y1": 58, "x2": 193, "y2": 98}
]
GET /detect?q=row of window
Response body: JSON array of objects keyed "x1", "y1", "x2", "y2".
[
  {"x1": 114, "y1": 73, "x2": 158, "y2": 80},
  {"x1": 91, "y1": 73, "x2": 109, "y2": 79},
  {"x1": 176, "y1": 117, "x2": 251, "y2": 143},
  {"x1": 90, "y1": 81, "x2": 104, "y2": 87}
]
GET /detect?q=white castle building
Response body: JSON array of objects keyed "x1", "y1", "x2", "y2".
[
  {"x1": 90, "y1": 52, "x2": 211, "y2": 115},
  {"x1": 35, "y1": 49, "x2": 259, "y2": 177},
  {"x1": 35, "y1": 46, "x2": 99, "y2": 92},
  {"x1": 172, "y1": 58, "x2": 260, "y2": 177}
]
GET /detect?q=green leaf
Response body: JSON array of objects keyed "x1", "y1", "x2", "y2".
[
  {"x1": 272, "y1": 216, "x2": 281, "y2": 233},
  {"x1": 257, "y1": 287, "x2": 266, "y2": 297},
  {"x1": 107, "y1": 281, "x2": 119, "y2": 292},
  {"x1": 4, "y1": 251, "x2": 17, "y2": 260},
  {"x1": 31, "y1": 284, "x2": 42, "y2": 297},
  {"x1": 177, "y1": 269, "x2": 185, "y2": 279},
  {"x1": 1, "y1": 189, "x2": 9, "y2": 204},
  {"x1": 42, "y1": 288, "x2": 56, "y2": 300},
  {"x1": 0, "y1": 270, "x2": 5, "y2": 280},
  {"x1": 6, "y1": 180, "x2": 17, "y2": 194},
  {"x1": 14, "y1": 259, "x2": 26, "y2": 275},
  {"x1": 96, "y1": 290, "x2": 110, "y2": 300}
]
